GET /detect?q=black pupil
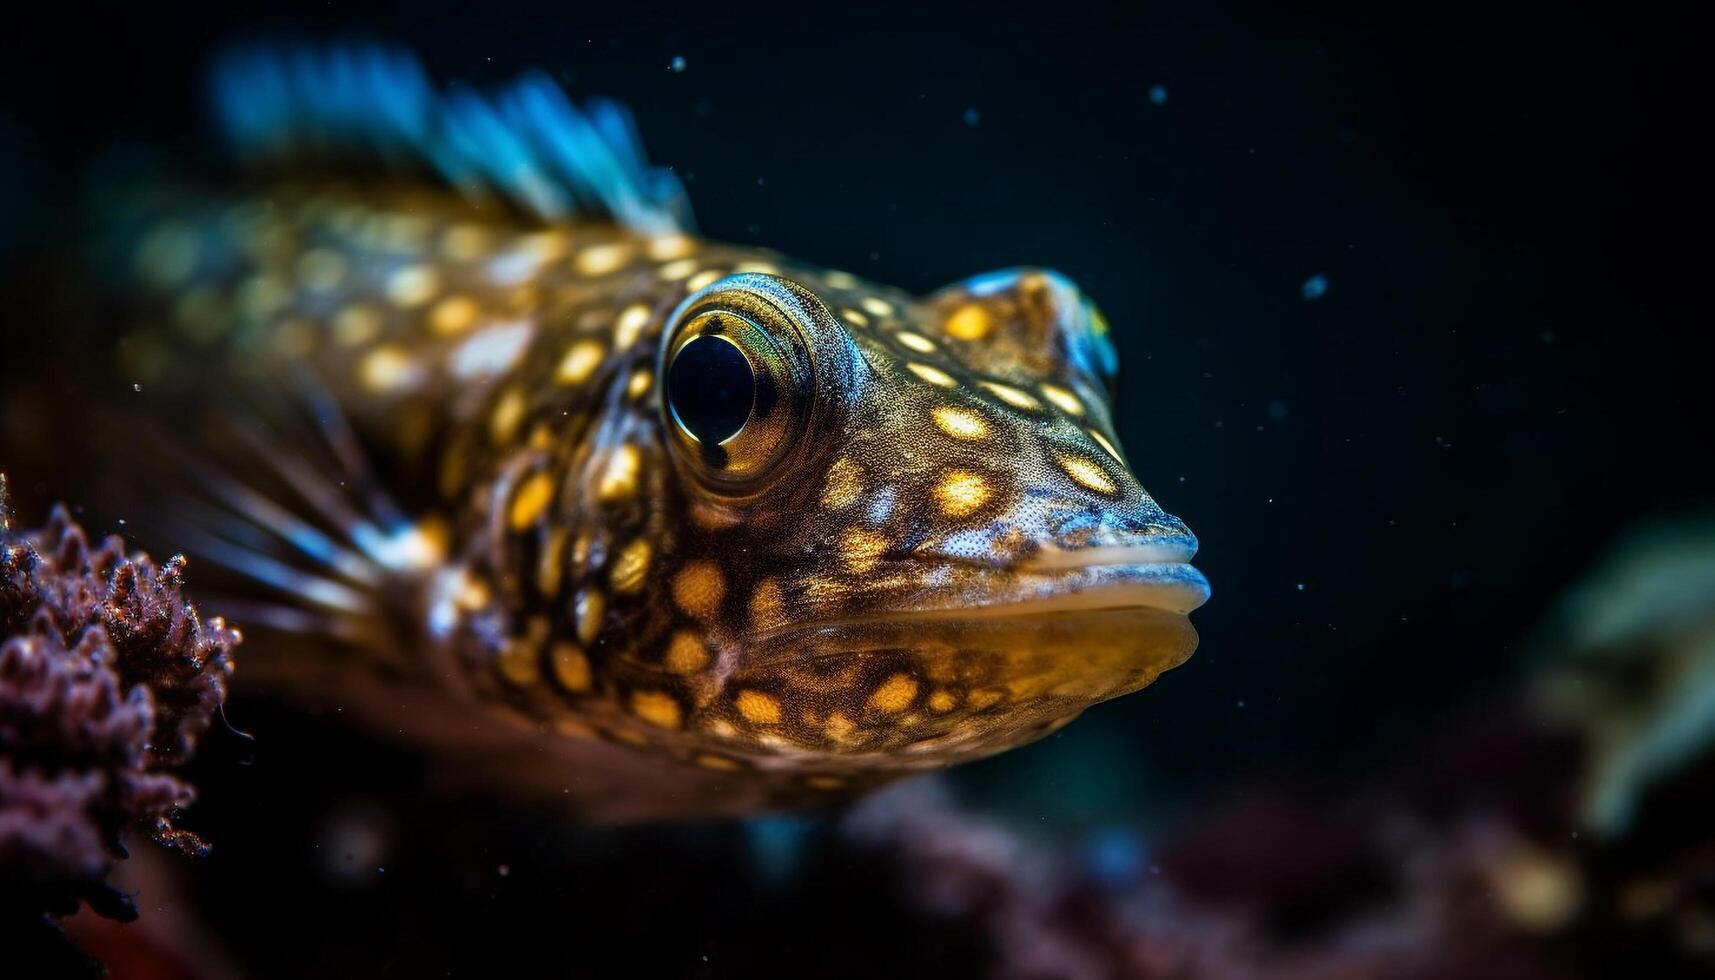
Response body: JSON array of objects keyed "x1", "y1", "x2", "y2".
[{"x1": 668, "y1": 335, "x2": 756, "y2": 445}]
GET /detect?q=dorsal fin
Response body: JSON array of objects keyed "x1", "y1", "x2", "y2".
[{"x1": 210, "y1": 43, "x2": 692, "y2": 235}]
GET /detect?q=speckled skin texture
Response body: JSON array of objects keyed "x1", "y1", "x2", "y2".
[{"x1": 110, "y1": 183, "x2": 1207, "y2": 817}]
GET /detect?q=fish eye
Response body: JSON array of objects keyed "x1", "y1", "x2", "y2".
[
  {"x1": 666, "y1": 332, "x2": 756, "y2": 445},
  {"x1": 658, "y1": 274, "x2": 835, "y2": 494}
]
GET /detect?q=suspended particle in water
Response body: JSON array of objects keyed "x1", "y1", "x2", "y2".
[
  {"x1": 1148, "y1": 84, "x2": 1168, "y2": 106},
  {"x1": 1301, "y1": 274, "x2": 1329, "y2": 300},
  {"x1": 669, "y1": 56, "x2": 687, "y2": 73},
  {"x1": 963, "y1": 107, "x2": 980, "y2": 127}
]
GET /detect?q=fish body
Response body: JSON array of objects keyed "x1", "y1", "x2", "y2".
[{"x1": 88, "y1": 46, "x2": 1209, "y2": 818}]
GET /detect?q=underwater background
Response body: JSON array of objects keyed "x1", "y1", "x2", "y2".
[{"x1": 2, "y1": 1, "x2": 1712, "y2": 977}]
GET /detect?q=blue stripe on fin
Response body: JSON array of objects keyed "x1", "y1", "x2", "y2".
[{"x1": 210, "y1": 43, "x2": 690, "y2": 234}]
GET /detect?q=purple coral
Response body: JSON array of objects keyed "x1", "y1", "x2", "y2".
[{"x1": 0, "y1": 474, "x2": 239, "y2": 930}]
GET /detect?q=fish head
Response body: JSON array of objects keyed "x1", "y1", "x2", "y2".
[{"x1": 639, "y1": 267, "x2": 1209, "y2": 775}]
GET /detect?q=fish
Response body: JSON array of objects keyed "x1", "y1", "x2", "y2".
[{"x1": 81, "y1": 44, "x2": 1210, "y2": 819}]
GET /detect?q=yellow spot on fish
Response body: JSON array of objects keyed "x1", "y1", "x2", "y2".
[
  {"x1": 932, "y1": 406, "x2": 989, "y2": 440},
  {"x1": 296, "y1": 249, "x2": 347, "y2": 292},
  {"x1": 575, "y1": 242, "x2": 634, "y2": 275},
  {"x1": 1040, "y1": 383, "x2": 1085, "y2": 416},
  {"x1": 933, "y1": 470, "x2": 990, "y2": 517},
  {"x1": 685, "y1": 269, "x2": 723, "y2": 292},
  {"x1": 440, "y1": 224, "x2": 491, "y2": 261},
  {"x1": 749, "y1": 579, "x2": 785, "y2": 630},
  {"x1": 597, "y1": 445, "x2": 641, "y2": 503},
  {"x1": 736, "y1": 690, "x2": 783, "y2": 725},
  {"x1": 982, "y1": 381, "x2": 1041, "y2": 411},
  {"x1": 860, "y1": 296, "x2": 894, "y2": 318},
  {"x1": 665, "y1": 632, "x2": 710, "y2": 674},
  {"x1": 943, "y1": 304, "x2": 993, "y2": 340},
  {"x1": 575, "y1": 590, "x2": 605, "y2": 645},
  {"x1": 359, "y1": 344, "x2": 422, "y2": 392},
  {"x1": 429, "y1": 295, "x2": 480, "y2": 336},
  {"x1": 452, "y1": 321, "x2": 536, "y2": 379},
  {"x1": 868, "y1": 673, "x2": 918, "y2": 713},
  {"x1": 237, "y1": 274, "x2": 290, "y2": 320},
  {"x1": 1060, "y1": 454, "x2": 1116, "y2": 494},
  {"x1": 630, "y1": 690, "x2": 682, "y2": 729},
  {"x1": 894, "y1": 331, "x2": 937, "y2": 353},
  {"x1": 454, "y1": 574, "x2": 492, "y2": 612},
  {"x1": 610, "y1": 539, "x2": 652, "y2": 594},
  {"x1": 377, "y1": 214, "x2": 429, "y2": 251},
  {"x1": 509, "y1": 471, "x2": 555, "y2": 530},
  {"x1": 1089, "y1": 429, "x2": 1124, "y2": 461},
  {"x1": 647, "y1": 234, "x2": 695, "y2": 260},
  {"x1": 907, "y1": 363, "x2": 958, "y2": 388},
  {"x1": 613, "y1": 303, "x2": 652, "y2": 349},
  {"x1": 497, "y1": 642, "x2": 540, "y2": 686},
  {"x1": 538, "y1": 528, "x2": 567, "y2": 597},
  {"x1": 695, "y1": 753, "x2": 742, "y2": 771},
  {"x1": 825, "y1": 270, "x2": 859, "y2": 289},
  {"x1": 556, "y1": 340, "x2": 606, "y2": 385},
  {"x1": 627, "y1": 369, "x2": 653, "y2": 399},
  {"x1": 969, "y1": 689, "x2": 1004, "y2": 710},
  {"x1": 386, "y1": 264, "x2": 441, "y2": 308},
  {"x1": 806, "y1": 775, "x2": 845, "y2": 790},
  {"x1": 672, "y1": 561, "x2": 726, "y2": 620},
  {"x1": 490, "y1": 388, "x2": 527, "y2": 444},
  {"x1": 551, "y1": 643, "x2": 592, "y2": 693},
  {"x1": 136, "y1": 224, "x2": 200, "y2": 287},
  {"x1": 333, "y1": 304, "x2": 383, "y2": 347},
  {"x1": 820, "y1": 458, "x2": 864, "y2": 510},
  {"x1": 928, "y1": 690, "x2": 957, "y2": 713},
  {"x1": 734, "y1": 260, "x2": 781, "y2": 275},
  {"x1": 520, "y1": 230, "x2": 569, "y2": 262},
  {"x1": 825, "y1": 712, "x2": 857, "y2": 744},
  {"x1": 840, "y1": 529, "x2": 889, "y2": 574},
  {"x1": 840, "y1": 308, "x2": 870, "y2": 328},
  {"x1": 658, "y1": 258, "x2": 699, "y2": 280}
]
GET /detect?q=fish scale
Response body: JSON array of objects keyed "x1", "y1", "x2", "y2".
[{"x1": 87, "y1": 44, "x2": 1210, "y2": 819}]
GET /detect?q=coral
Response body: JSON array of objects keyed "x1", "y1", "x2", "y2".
[
  {"x1": 844, "y1": 757, "x2": 1582, "y2": 980},
  {"x1": 1531, "y1": 516, "x2": 1715, "y2": 836},
  {"x1": 0, "y1": 472, "x2": 239, "y2": 931}
]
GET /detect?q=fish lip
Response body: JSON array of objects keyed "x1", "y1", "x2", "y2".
[
  {"x1": 912, "y1": 559, "x2": 1212, "y2": 620},
  {"x1": 752, "y1": 551, "x2": 1210, "y2": 648},
  {"x1": 918, "y1": 533, "x2": 1210, "y2": 618},
  {"x1": 1017, "y1": 533, "x2": 1200, "y2": 572}
]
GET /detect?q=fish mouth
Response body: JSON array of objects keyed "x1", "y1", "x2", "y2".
[
  {"x1": 731, "y1": 539, "x2": 1209, "y2": 767},
  {"x1": 751, "y1": 537, "x2": 1209, "y2": 651},
  {"x1": 904, "y1": 533, "x2": 1211, "y2": 623},
  {"x1": 875, "y1": 559, "x2": 1209, "y2": 624}
]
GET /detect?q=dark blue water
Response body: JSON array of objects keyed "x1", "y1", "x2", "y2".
[{"x1": 2, "y1": 2, "x2": 1710, "y2": 976}]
